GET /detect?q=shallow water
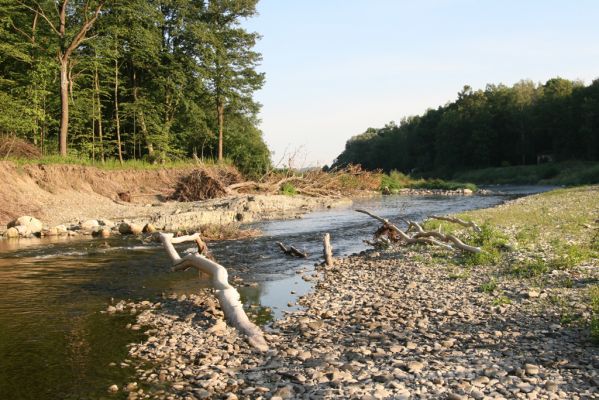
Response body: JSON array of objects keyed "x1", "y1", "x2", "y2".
[{"x1": 0, "y1": 188, "x2": 549, "y2": 399}]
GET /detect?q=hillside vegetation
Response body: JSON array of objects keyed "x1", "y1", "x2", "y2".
[{"x1": 334, "y1": 78, "x2": 599, "y2": 184}]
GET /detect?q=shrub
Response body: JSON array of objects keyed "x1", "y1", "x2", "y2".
[{"x1": 281, "y1": 182, "x2": 297, "y2": 196}]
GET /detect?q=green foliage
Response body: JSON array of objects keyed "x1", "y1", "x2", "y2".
[
  {"x1": 492, "y1": 294, "x2": 512, "y2": 306},
  {"x1": 334, "y1": 78, "x2": 599, "y2": 180},
  {"x1": 408, "y1": 179, "x2": 477, "y2": 192},
  {"x1": 549, "y1": 242, "x2": 597, "y2": 270},
  {"x1": 462, "y1": 224, "x2": 509, "y2": 266},
  {"x1": 0, "y1": 0, "x2": 270, "y2": 175},
  {"x1": 380, "y1": 170, "x2": 411, "y2": 190},
  {"x1": 509, "y1": 257, "x2": 549, "y2": 278},
  {"x1": 479, "y1": 278, "x2": 498, "y2": 293},
  {"x1": 280, "y1": 182, "x2": 297, "y2": 196}
]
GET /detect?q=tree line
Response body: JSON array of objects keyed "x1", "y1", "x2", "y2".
[
  {"x1": 333, "y1": 78, "x2": 599, "y2": 176},
  {"x1": 0, "y1": 0, "x2": 270, "y2": 176}
]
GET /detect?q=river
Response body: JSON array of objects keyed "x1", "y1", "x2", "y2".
[{"x1": 0, "y1": 187, "x2": 551, "y2": 399}]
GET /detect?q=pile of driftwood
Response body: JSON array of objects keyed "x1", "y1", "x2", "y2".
[
  {"x1": 227, "y1": 165, "x2": 380, "y2": 198},
  {"x1": 356, "y1": 209, "x2": 482, "y2": 253}
]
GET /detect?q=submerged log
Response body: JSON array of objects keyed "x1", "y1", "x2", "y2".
[{"x1": 158, "y1": 232, "x2": 268, "y2": 351}]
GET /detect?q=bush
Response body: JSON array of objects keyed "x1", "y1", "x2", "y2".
[
  {"x1": 281, "y1": 182, "x2": 297, "y2": 196},
  {"x1": 380, "y1": 170, "x2": 411, "y2": 191}
]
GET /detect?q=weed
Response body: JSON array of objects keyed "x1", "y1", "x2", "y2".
[
  {"x1": 492, "y1": 294, "x2": 512, "y2": 306},
  {"x1": 509, "y1": 257, "x2": 549, "y2": 278},
  {"x1": 480, "y1": 278, "x2": 498, "y2": 293},
  {"x1": 380, "y1": 170, "x2": 411, "y2": 191},
  {"x1": 280, "y1": 182, "x2": 297, "y2": 196}
]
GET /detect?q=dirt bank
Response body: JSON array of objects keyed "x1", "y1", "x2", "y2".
[{"x1": 0, "y1": 162, "x2": 351, "y2": 233}]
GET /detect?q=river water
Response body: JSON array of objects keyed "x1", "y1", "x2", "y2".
[{"x1": 0, "y1": 188, "x2": 550, "y2": 399}]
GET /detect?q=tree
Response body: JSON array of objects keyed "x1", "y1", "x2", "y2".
[
  {"x1": 195, "y1": 0, "x2": 265, "y2": 161},
  {"x1": 17, "y1": 0, "x2": 105, "y2": 156}
]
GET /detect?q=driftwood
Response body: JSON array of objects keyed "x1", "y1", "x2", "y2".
[
  {"x1": 356, "y1": 209, "x2": 481, "y2": 253},
  {"x1": 323, "y1": 233, "x2": 334, "y2": 266},
  {"x1": 158, "y1": 232, "x2": 268, "y2": 351},
  {"x1": 428, "y1": 215, "x2": 482, "y2": 233},
  {"x1": 277, "y1": 242, "x2": 308, "y2": 258}
]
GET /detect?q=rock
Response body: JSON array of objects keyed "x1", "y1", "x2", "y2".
[
  {"x1": 98, "y1": 219, "x2": 115, "y2": 228},
  {"x1": 407, "y1": 361, "x2": 424, "y2": 373},
  {"x1": 527, "y1": 289, "x2": 541, "y2": 298},
  {"x1": 99, "y1": 228, "x2": 111, "y2": 238},
  {"x1": 8, "y1": 216, "x2": 43, "y2": 233},
  {"x1": 273, "y1": 385, "x2": 295, "y2": 399},
  {"x1": 524, "y1": 364, "x2": 539, "y2": 375},
  {"x1": 125, "y1": 382, "x2": 138, "y2": 392},
  {"x1": 108, "y1": 384, "x2": 119, "y2": 393},
  {"x1": 463, "y1": 188, "x2": 473, "y2": 195},
  {"x1": 545, "y1": 382, "x2": 557, "y2": 392},
  {"x1": 143, "y1": 223, "x2": 157, "y2": 233},
  {"x1": 80, "y1": 219, "x2": 100, "y2": 230},
  {"x1": 119, "y1": 222, "x2": 143, "y2": 235},
  {"x1": 4, "y1": 227, "x2": 19, "y2": 238}
]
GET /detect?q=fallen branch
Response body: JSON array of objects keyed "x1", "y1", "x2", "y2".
[
  {"x1": 356, "y1": 209, "x2": 481, "y2": 253},
  {"x1": 277, "y1": 242, "x2": 308, "y2": 258},
  {"x1": 158, "y1": 233, "x2": 268, "y2": 351},
  {"x1": 428, "y1": 215, "x2": 482, "y2": 233}
]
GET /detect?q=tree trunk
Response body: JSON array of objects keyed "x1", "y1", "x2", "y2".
[
  {"x1": 114, "y1": 59, "x2": 123, "y2": 165},
  {"x1": 59, "y1": 58, "x2": 69, "y2": 156},
  {"x1": 133, "y1": 70, "x2": 154, "y2": 156},
  {"x1": 95, "y1": 62, "x2": 105, "y2": 163},
  {"x1": 217, "y1": 99, "x2": 224, "y2": 161}
]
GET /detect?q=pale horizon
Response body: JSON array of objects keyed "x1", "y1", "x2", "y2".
[{"x1": 246, "y1": 0, "x2": 599, "y2": 167}]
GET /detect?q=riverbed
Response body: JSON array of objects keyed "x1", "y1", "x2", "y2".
[{"x1": 0, "y1": 188, "x2": 550, "y2": 399}]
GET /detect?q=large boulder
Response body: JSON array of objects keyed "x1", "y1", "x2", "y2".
[{"x1": 8, "y1": 216, "x2": 43, "y2": 234}]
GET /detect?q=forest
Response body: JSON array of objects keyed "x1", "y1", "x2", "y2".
[
  {"x1": 0, "y1": 0, "x2": 271, "y2": 176},
  {"x1": 333, "y1": 78, "x2": 599, "y2": 177}
]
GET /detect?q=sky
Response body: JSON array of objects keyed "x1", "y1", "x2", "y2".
[{"x1": 244, "y1": 0, "x2": 599, "y2": 168}]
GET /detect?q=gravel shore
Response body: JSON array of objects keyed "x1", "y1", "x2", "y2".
[
  {"x1": 115, "y1": 250, "x2": 597, "y2": 400},
  {"x1": 113, "y1": 187, "x2": 599, "y2": 400}
]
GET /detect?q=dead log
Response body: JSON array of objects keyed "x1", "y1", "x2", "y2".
[
  {"x1": 428, "y1": 215, "x2": 482, "y2": 233},
  {"x1": 158, "y1": 232, "x2": 268, "y2": 352},
  {"x1": 323, "y1": 233, "x2": 334, "y2": 266},
  {"x1": 356, "y1": 209, "x2": 481, "y2": 253},
  {"x1": 276, "y1": 242, "x2": 308, "y2": 258}
]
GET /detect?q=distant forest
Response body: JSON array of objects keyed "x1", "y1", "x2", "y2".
[
  {"x1": 333, "y1": 78, "x2": 599, "y2": 175},
  {"x1": 0, "y1": 0, "x2": 270, "y2": 175}
]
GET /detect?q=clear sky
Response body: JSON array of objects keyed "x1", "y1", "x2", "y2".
[{"x1": 245, "y1": 0, "x2": 599, "y2": 168}]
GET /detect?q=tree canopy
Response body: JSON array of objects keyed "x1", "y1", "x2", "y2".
[
  {"x1": 333, "y1": 78, "x2": 599, "y2": 176},
  {"x1": 0, "y1": 0, "x2": 270, "y2": 176}
]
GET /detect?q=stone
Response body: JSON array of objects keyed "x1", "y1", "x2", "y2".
[
  {"x1": 273, "y1": 385, "x2": 295, "y2": 399},
  {"x1": 108, "y1": 384, "x2": 119, "y2": 393},
  {"x1": 524, "y1": 364, "x2": 539, "y2": 375},
  {"x1": 80, "y1": 219, "x2": 100, "y2": 230},
  {"x1": 407, "y1": 361, "x2": 424, "y2": 373},
  {"x1": 99, "y1": 228, "x2": 111, "y2": 238},
  {"x1": 119, "y1": 222, "x2": 143, "y2": 235},
  {"x1": 143, "y1": 223, "x2": 157, "y2": 233},
  {"x1": 4, "y1": 227, "x2": 19, "y2": 238},
  {"x1": 8, "y1": 216, "x2": 43, "y2": 233}
]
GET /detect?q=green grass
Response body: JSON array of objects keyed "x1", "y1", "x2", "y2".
[
  {"x1": 5, "y1": 154, "x2": 228, "y2": 171},
  {"x1": 380, "y1": 170, "x2": 477, "y2": 193},
  {"x1": 479, "y1": 278, "x2": 498, "y2": 293},
  {"x1": 453, "y1": 161, "x2": 599, "y2": 185},
  {"x1": 509, "y1": 257, "x2": 550, "y2": 278},
  {"x1": 462, "y1": 224, "x2": 509, "y2": 266},
  {"x1": 590, "y1": 285, "x2": 599, "y2": 343}
]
